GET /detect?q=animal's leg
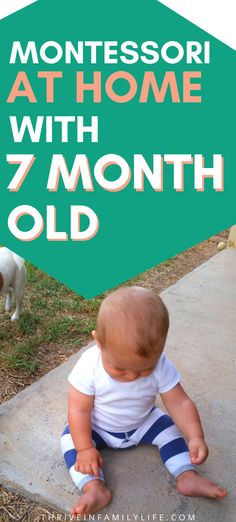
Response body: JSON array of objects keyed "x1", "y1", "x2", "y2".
[
  {"x1": 11, "y1": 266, "x2": 27, "y2": 321},
  {"x1": 5, "y1": 287, "x2": 14, "y2": 311}
]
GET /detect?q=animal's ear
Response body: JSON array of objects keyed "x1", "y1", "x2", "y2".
[{"x1": 0, "y1": 272, "x2": 4, "y2": 292}]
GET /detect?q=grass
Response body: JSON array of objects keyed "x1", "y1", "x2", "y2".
[
  {"x1": 0, "y1": 261, "x2": 102, "y2": 375},
  {"x1": 0, "y1": 253, "x2": 177, "y2": 377},
  {"x1": 162, "y1": 258, "x2": 174, "y2": 266},
  {"x1": 6, "y1": 339, "x2": 40, "y2": 373},
  {"x1": 0, "y1": 246, "x2": 198, "y2": 378}
]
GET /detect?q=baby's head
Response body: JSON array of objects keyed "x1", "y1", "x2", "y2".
[{"x1": 93, "y1": 286, "x2": 169, "y2": 381}]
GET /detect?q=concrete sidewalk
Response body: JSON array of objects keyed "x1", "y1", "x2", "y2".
[{"x1": 1, "y1": 248, "x2": 236, "y2": 521}]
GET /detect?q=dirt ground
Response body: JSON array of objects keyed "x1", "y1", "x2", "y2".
[{"x1": 0, "y1": 230, "x2": 229, "y2": 521}]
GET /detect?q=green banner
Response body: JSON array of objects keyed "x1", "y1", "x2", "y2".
[{"x1": 0, "y1": 0, "x2": 235, "y2": 297}]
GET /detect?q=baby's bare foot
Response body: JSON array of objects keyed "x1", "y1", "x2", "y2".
[
  {"x1": 177, "y1": 471, "x2": 227, "y2": 499},
  {"x1": 71, "y1": 479, "x2": 112, "y2": 516}
]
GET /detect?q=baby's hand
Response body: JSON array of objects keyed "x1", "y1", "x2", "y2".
[
  {"x1": 75, "y1": 447, "x2": 103, "y2": 477},
  {"x1": 188, "y1": 436, "x2": 209, "y2": 465}
]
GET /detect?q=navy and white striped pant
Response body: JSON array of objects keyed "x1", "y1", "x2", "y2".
[{"x1": 61, "y1": 406, "x2": 195, "y2": 490}]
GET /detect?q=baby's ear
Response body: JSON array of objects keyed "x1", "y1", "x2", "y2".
[{"x1": 92, "y1": 330, "x2": 102, "y2": 349}]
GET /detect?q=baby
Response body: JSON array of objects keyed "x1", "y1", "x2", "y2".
[{"x1": 61, "y1": 286, "x2": 227, "y2": 515}]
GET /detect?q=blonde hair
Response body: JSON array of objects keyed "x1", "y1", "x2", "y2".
[{"x1": 96, "y1": 286, "x2": 169, "y2": 358}]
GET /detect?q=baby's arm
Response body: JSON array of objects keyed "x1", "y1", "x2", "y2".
[
  {"x1": 160, "y1": 384, "x2": 208, "y2": 465},
  {"x1": 68, "y1": 384, "x2": 103, "y2": 477}
]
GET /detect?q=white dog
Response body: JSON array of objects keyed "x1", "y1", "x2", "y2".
[{"x1": 0, "y1": 247, "x2": 27, "y2": 321}]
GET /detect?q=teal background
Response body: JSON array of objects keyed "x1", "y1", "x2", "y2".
[{"x1": 0, "y1": 0, "x2": 235, "y2": 297}]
